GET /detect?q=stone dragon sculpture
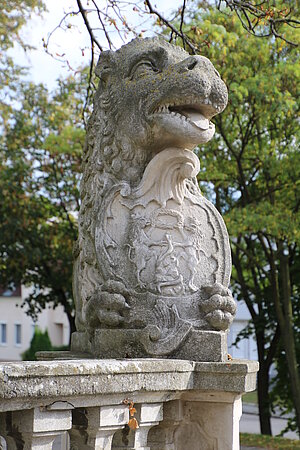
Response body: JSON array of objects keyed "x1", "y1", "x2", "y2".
[{"x1": 73, "y1": 37, "x2": 236, "y2": 359}]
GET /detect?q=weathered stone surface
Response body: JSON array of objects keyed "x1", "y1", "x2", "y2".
[
  {"x1": 0, "y1": 359, "x2": 258, "y2": 449},
  {"x1": 0, "y1": 359, "x2": 258, "y2": 412},
  {"x1": 173, "y1": 329, "x2": 228, "y2": 362},
  {"x1": 78, "y1": 329, "x2": 228, "y2": 362},
  {"x1": 0, "y1": 407, "x2": 72, "y2": 450},
  {"x1": 148, "y1": 396, "x2": 243, "y2": 450},
  {"x1": 73, "y1": 36, "x2": 236, "y2": 359}
]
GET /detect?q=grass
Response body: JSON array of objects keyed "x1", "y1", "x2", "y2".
[
  {"x1": 240, "y1": 433, "x2": 300, "y2": 449},
  {"x1": 243, "y1": 390, "x2": 258, "y2": 404},
  {"x1": 241, "y1": 391, "x2": 300, "y2": 448}
]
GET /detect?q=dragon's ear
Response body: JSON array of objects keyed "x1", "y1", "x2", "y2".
[{"x1": 95, "y1": 51, "x2": 115, "y2": 85}]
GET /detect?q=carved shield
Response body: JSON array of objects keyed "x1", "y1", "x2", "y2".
[{"x1": 95, "y1": 149, "x2": 231, "y2": 303}]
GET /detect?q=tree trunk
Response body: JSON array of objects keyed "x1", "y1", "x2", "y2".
[
  {"x1": 232, "y1": 246, "x2": 275, "y2": 434},
  {"x1": 278, "y1": 243, "x2": 300, "y2": 435},
  {"x1": 256, "y1": 330, "x2": 272, "y2": 435},
  {"x1": 257, "y1": 363, "x2": 272, "y2": 435}
]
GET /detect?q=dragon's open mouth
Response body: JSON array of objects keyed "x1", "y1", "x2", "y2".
[{"x1": 153, "y1": 103, "x2": 213, "y2": 131}]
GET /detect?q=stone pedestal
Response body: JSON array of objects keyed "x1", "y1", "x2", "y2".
[
  {"x1": 70, "y1": 329, "x2": 228, "y2": 362},
  {"x1": 0, "y1": 358, "x2": 258, "y2": 450},
  {"x1": 148, "y1": 394, "x2": 242, "y2": 450}
]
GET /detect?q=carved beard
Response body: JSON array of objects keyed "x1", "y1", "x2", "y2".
[{"x1": 133, "y1": 148, "x2": 200, "y2": 207}]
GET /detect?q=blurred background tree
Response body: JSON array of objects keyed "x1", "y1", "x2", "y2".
[
  {"x1": 22, "y1": 328, "x2": 52, "y2": 361},
  {"x1": 0, "y1": 1, "x2": 45, "y2": 122},
  {"x1": 0, "y1": 75, "x2": 89, "y2": 340},
  {"x1": 186, "y1": 7, "x2": 299, "y2": 435}
]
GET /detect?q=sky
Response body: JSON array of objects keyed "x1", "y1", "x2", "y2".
[{"x1": 9, "y1": 0, "x2": 183, "y2": 90}]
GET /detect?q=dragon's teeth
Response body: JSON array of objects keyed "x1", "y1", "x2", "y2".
[{"x1": 155, "y1": 105, "x2": 211, "y2": 131}]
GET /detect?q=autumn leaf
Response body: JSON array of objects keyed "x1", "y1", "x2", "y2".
[
  {"x1": 129, "y1": 406, "x2": 137, "y2": 416},
  {"x1": 128, "y1": 418, "x2": 139, "y2": 430}
]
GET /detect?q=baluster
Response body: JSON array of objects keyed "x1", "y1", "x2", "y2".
[
  {"x1": 147, "y1": 400, "x2": 184, "y2": 450},
  {"x1": 133, "y1": 403, "x2": 163, "y2": 450},
  {"x1": 148, "y1": 394, "x2": 242, "y2": 450},
  {"x1": 70, "y1": 405, "x2": 129, "y2": 450},
  {"x1": 8, "y1": 403, "x2": 72, "y2": 450}
]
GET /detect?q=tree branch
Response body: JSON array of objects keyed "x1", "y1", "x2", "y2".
[
  {"x1": 76, "y1": 0, "x2": 103, "y2": 51},
  {"x1": 144, "y1": 0, "x2": 197, "y2": 54}
]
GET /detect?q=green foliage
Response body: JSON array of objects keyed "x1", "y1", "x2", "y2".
[
  {"x1": 0, "y1": 2, "x2": 94, "y2": 342},
  {"x1": 185, "y1": 7, "x2": 300, "y2": 434},
  {"x1": 0, "y1": 1, "x2": 45, "y2": 145},
  {"x1": 0, "y1": 0, "x2": 45, "y2": 52},
  {"x1": 0, "y1": 72, "x2": 92, "y2": 337},
  {"x1": 22, "y1": 328, "x2": 52, "y2": 361}
]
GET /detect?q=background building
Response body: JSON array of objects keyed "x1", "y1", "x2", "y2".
[
  {"x1": 228, "y1": 300, "x2": 258, "y2": 360},
  {"x1": 0, "y1": 284, "x2": 70, "y2": 361}
]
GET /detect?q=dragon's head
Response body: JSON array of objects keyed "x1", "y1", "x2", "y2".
[{"x1": 95, "y1": 38, "x2": 227, "y2": 165}]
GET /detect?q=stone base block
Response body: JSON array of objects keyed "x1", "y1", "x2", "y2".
[
  {"x1": 71, "y1": 331, "x2": 92, "y2": 354},
  {"x1": 36, "y1": 350, "x2": 92, "y2": 361},
  {"x1": 85, "y1": 329, "x2": 228, "y2": 362},
  {"x1": 175, "y1": 329, "x2": 228, "y2": 362}
]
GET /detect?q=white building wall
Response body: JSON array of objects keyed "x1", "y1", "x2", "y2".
[
  {"x1": 0, "y1": 286, "x2": 70, "y2": 361},
  {"x1": 228, "y1": 300, "x2": 258, "y2": 360}
]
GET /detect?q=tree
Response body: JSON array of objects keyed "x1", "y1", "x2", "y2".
[
  {"x1": 0, "y1": 75, "x2": 89, "y2": 342},
  {"x1": 0, "y1": 0, "x2": 44, "y2": 48},
  {"x1": 0, "y1": 1, "x2": 45, "y2": 122},
  {"x1": 22, "y1": 328, "x2": 52, "y2": 361},
  {"x1": 39, "y1": 1, "x2": 299, "y2": 112},
  {"x1": 187, "y1": 8, "x2": 300, "y2": 434},
  {"x1": 70, "y1": 0, "x2": 300, "y2": 53},
  {"x1": 271, "y1": 249, "x2": 300, "y2": 433},
  {"x1": 215, "y1": 0, "x2": 300, "y2": 46}
]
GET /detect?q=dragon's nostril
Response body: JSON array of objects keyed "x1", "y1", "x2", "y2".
[{"x1": 187, "y1": 59, "x2": 197, "y2": 70}]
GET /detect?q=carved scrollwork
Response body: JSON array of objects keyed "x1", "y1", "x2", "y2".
[
  {"x1": 140, "y1": 300, "x2": 192, "y2": 356},
  {"x1": 95, "y1": 148, "x2": 231, "y2": 298}
]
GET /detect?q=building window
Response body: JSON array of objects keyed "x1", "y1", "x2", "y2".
[
  {"x1": 15, "y1": 324, "x2": 22, "y2": 346},
  {"x1": 0, "y1": 323, "x2": 7, "y2": 345},
  {"x1": 0, "y1": 282, "x2": 21, "y2": 297}
]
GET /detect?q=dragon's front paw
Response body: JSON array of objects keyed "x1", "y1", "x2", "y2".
[
  {"x1": 201, "y1": 283, "x2": 236, "y2": 331},
  {"x1": 84, "y1": 281, "x2": 130, "y2": 329}
]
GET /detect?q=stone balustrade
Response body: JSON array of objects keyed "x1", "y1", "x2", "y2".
[{"x1": 0, "y1": 358, "x2": 258, "y2": 449}]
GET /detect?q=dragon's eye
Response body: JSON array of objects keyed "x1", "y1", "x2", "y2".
[{"x1": 129, "y1": 60, "x2": 159, "y2": 79}]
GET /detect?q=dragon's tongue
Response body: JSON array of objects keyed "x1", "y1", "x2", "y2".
[{"x1": 183, "y1": 109, "x2": 210, "y2": 130}]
